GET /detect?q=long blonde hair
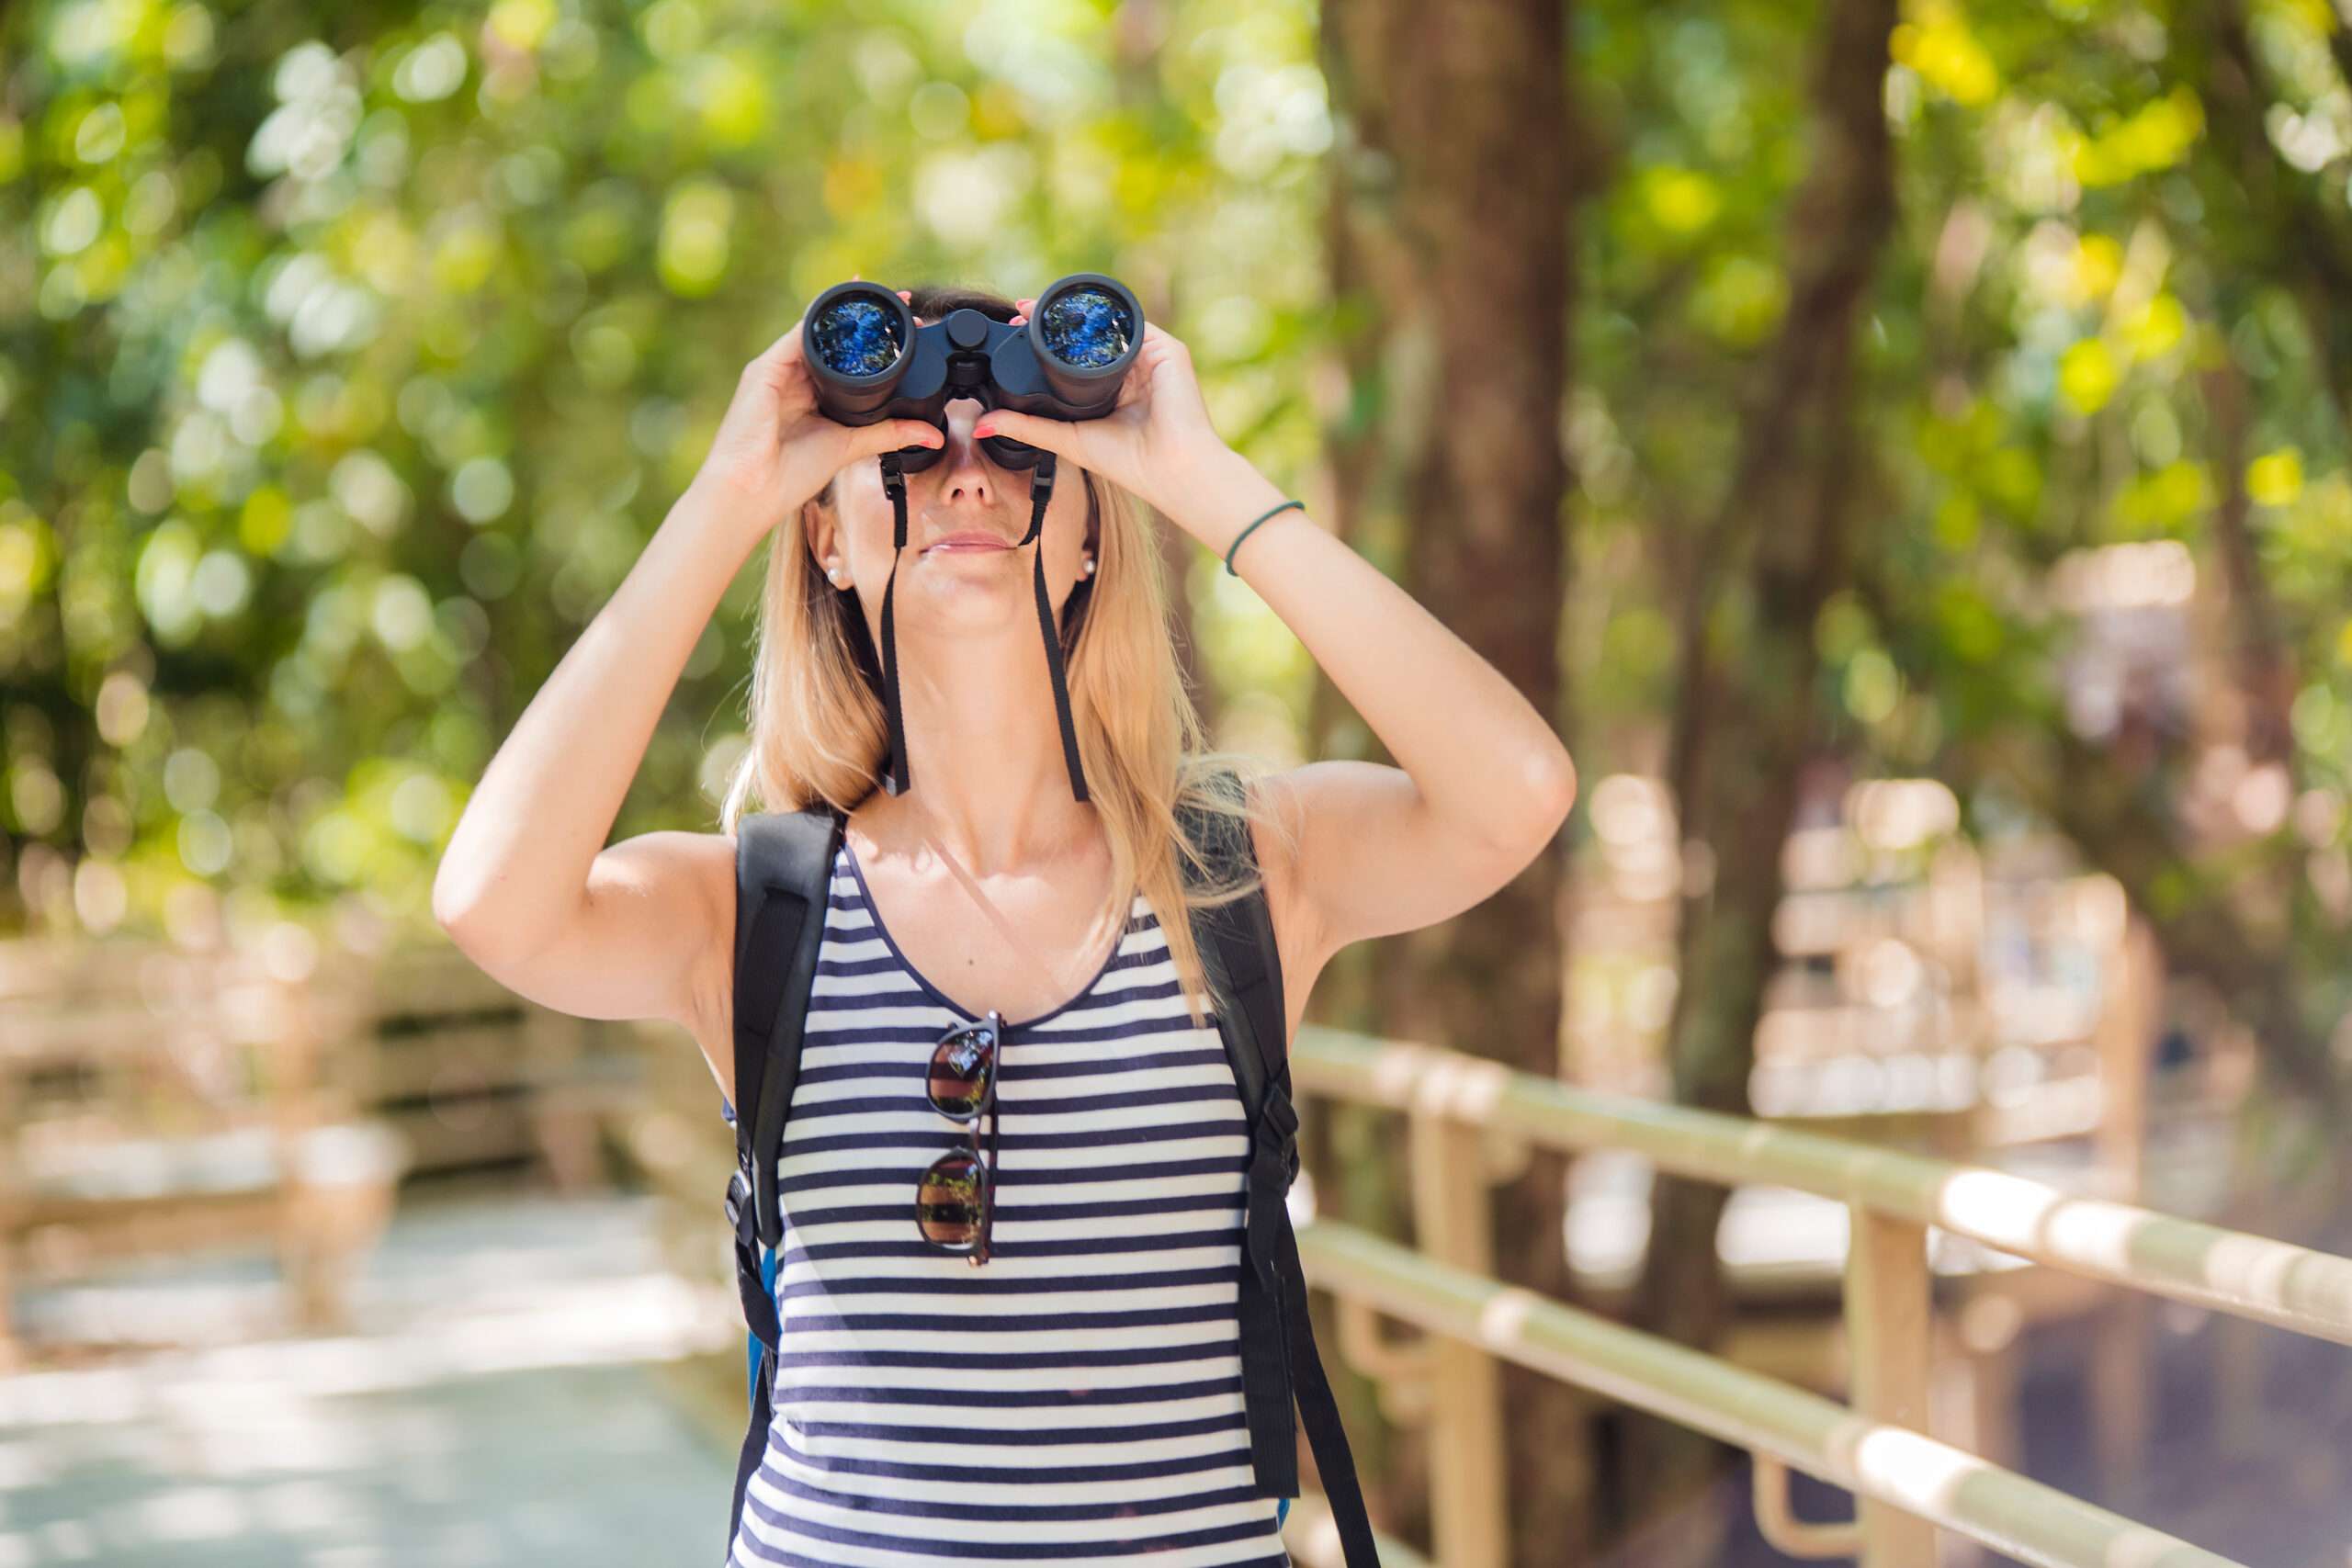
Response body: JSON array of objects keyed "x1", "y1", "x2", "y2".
[{"x1": 717, "y1": 284, "x2": 1296, "y2": 1025}]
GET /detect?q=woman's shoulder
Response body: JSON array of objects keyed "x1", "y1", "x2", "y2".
[{"x1": 622, "y1": 825, "x2": 739, "y2": 923}]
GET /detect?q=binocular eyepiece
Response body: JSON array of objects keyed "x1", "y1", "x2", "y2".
[{"x1": 799, "y1": 274, "x2": 1144, "y2": 470}]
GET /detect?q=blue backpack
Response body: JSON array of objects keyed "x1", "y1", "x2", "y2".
[{"x1": 718, "y1": 771, "x2": 1379, "y2": 1562}]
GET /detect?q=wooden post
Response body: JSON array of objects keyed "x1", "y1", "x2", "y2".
[
  {"x1": 2087, "y1": 908, "x2": 2160, "y2": 1500},
  {"x1": 261, "y1": 960, "x2": 338, "y2": 1332},
  {"x1": 1336, "y1": 1294, "x2": 1435, "y2": 1425},
  {"x1": 0, "y1": 992, "x2": 20, "y2": 1372},
  {"x1": 1408, "y1": 1106, "x2": 1508, "y2": 1568},
  {"x1": 1847, "y1": 1207, "x2": 1936, "y2": 1565},
  {"x1": 522, "y1": 1001, "x2": 602, "y2": 1193}
]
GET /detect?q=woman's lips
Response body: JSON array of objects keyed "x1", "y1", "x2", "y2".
[{"x1": 923, "y1": 535, "x2": 1012, "y2": 554}]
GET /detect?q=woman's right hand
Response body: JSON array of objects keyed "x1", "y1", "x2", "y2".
[{"x1": 693, "y1": 286, "x2": 944, "y2": 538}]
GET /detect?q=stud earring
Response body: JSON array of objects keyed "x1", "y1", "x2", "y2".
[
  {"x1": 827, "y1": 563, "x2": 847, "y2": 587},
  {"x1": 1080, "y1": 556, "x2": 1095, "y2": 577}
]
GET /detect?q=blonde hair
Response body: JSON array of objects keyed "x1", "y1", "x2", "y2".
[{"x1": 716, "y1": 284, "x2": 1296, "y2": 1025}]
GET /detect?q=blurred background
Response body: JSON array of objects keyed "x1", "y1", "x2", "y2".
[{"x1": 6, "y1": 0, "x2": 2352, "y2": 1563}]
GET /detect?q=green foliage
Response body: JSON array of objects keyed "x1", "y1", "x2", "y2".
[
  {"x1": 0, "y1": 0, "x2": 1327, "y2": 937},
  {"x1": 10, "y1": 0, "x2": 2352, "y2": 999}
]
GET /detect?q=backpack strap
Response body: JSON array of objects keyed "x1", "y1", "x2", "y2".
[
  {"x1": 722, "y1": 802, "x2": 844, "y2": 1557},
  {"x1": 728, "y1": 805, "x2": 845, "y2": 1251},
  {"x1": 1179, "y1": 772, "x2": 1382, "y2": 1567}
]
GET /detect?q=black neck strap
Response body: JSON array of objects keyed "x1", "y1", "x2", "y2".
[{"x1": 875, "y1": 451, "x2": 1090, "y2": 804}]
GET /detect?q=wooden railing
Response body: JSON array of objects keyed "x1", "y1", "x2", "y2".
[
  {"x1": 0, "y1": 936, "x2": 408, "y2": 1360},
  {"x1": 0, "y1": 936, "x2": 632, "y2": 1362},
  {"x1": 1272, "y1": 1024, "x2": 2350, "y2": 1568}
]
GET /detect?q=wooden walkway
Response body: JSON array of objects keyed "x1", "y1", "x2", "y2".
[{"x1": 0, "y1": 1190, "x2": 743, "y2": 1566}]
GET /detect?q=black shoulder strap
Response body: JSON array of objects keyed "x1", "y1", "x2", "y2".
[
  {"x1": 1178, "y1": 770, "x2": 1380, "y2": 1565},
  {"x1": 1175, "y1": 774, "x2": 1295, "y2": 1189},
  {"x1": 722, "y1": 802, "x2": 843, "y2": 1558},
  {"x1": 729, "y1": 804, "x2": 844, "y2": 1253}
]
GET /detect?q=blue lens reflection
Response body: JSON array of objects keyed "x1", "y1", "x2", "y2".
[
  {"x1": 1037, "y1": 288, "x2": 1133, "y2": 369},
  {"x1": 809, "y1": 297, "x2": 906, "y2": 378}
]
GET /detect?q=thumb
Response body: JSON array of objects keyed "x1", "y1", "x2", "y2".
[
  {"x1": 971, "y1": 407, "x2": 1070, "y2": 456},
  {"x1": 850, "y1": 419, "x2": 946, "y2": 458}
]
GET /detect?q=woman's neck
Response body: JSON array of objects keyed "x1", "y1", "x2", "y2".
[{"x1": 856, "y1": 626, "x2": 1097, "y2": 875}]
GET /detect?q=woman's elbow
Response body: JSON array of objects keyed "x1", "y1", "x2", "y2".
[
  {"x1": 1520, "y1": 743, "x2": 1577, "y2": 841},
  {"x1": 431, "y1": 858, "x2": 538, "y2": 970}
]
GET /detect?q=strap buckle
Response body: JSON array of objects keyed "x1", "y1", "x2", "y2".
[
  {"x1": 724, "y1": 1166, "x2": 756, "y2": 1247},
  {"x1": 1258, "y1": 1079, "x2": 1300, "y2": 1146}
]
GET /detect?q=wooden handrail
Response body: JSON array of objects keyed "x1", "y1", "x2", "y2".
[
  {"x1": 1293, "y1": 1025, "x2": 2352, "y2": 1343},
  {"x1": 1295, "y1": 1220, "x2": 2238, "y2": 1568},
  {"x1": 1280, "y1": 1022, "x2": 2341, "y2": 1566}
]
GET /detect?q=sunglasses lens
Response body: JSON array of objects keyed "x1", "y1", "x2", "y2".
[
  {"x1": 928, "y1": 1025, "x2": 995, "y2": 1120},
  {"x1": 918, "y1": 1148, "x2": 988, "y2": 1247}
]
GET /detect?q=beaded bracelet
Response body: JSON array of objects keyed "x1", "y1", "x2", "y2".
[{"x1": 1225, "y1": 499, "x2": 1305, "y2": 577}]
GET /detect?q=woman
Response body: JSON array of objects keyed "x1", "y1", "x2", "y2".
[{"x1": 433, "y1": 283, "x2": 1577, "y2": 1565}]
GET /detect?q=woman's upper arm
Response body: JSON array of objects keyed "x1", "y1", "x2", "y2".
[
  {"x1": 1250, "y1": 761, "x2": 1563, "y2": 980},
  {"x1": 1245, "y1": 772, "x2": 1325, "y2": 1047},
  {"x1": 443, "y1": 828, "x2": 738, "y2": 1053}
]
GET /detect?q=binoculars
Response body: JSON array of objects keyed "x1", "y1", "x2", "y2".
[
  {"x1": 798, "y1": 273, "x2": 1145, "y2": 469},
  {"x1": 798, "y1": 274, "x2": 1145, "y2": 808}
]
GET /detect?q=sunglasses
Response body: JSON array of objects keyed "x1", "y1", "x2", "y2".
[{"x1": 918, "y1": 1010, "x2": 1004, "y2": 1266}]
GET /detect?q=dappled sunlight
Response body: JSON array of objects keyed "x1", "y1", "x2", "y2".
[
  {"x1": 1838, "y1": 1419, "x2": 1984, "y2": 1522},
  {"x1": 1937, "y1": 1168, "x2": 2112, "y2": 1262},
  {"x1": 1931, "y1": 1166, "x2": 2352, "y2": 1338},
  {"x1": 1476, "y1": 1284, "x2": 1541, "y2": 1352},
  {"x1": 0, "y1": 1195, "x2": 739, "y2": 1564},
  {"x1": 1407, "y1": 1046, "x2": 1515, "y2": 1122},
  {"x1": 15, "y1": 0, "x2": 2352, "y2": 1560},
  {"x1": 2199, "y1": 1231, "x2": 2343, "y2": 1320},
  {"x1": 1829, "y1": 1416, "x2": 2204, "y2": 1568}
]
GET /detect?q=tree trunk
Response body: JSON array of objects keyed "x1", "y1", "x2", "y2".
[
  {"x1": 1626, "y1": 0, "x2": 1899, "y2": 1550},
  {"x1": 1322, "y1": 0, "x2": 1581, "y2": 1560}
]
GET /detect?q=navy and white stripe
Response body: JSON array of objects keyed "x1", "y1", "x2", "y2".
[{"x1": 724, "y1": 840, "x2": 1290, "y2": 1567}]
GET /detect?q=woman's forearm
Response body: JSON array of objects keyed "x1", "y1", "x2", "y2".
[
  {"x1": 431, "y1": 478, "x2": 761, "y2": 963},
  {"x1": 1170, "y1": 446, "x2": 1576, "y2": 849}
]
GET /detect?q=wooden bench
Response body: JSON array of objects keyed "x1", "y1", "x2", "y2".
[
  {"x1": 0, "y1": 935, "x2": 409, "y2": 1365},
  {"x1": 322, "y1": 944, "x2": 635, "y2": 1193}
]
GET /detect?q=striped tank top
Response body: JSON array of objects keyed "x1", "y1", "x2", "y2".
[{"x1": 721, "y1": 838, "x2": 1292, "y2": 1568}]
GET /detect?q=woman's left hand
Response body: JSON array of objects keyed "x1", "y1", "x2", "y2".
[{"x1": 970, "y1": 301, "x2": 1232, "y2": 529}]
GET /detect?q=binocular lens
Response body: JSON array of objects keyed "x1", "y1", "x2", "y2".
[
  {"x1": 808, "y1": 295, "x2": 908, "y2": 378},
  {"x1": 1037, "y1": 287, "x2": 1134, "y2": 369}
]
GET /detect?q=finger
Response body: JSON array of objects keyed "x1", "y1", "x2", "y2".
[
  {"x1": 1140, "y1": 321, "x2": 1192, "y2": 367},
  {"x1": 970, "y1": 408, "x2": 1069, "y2": 457},
  {"x1": 752, "y1": 319, "x2": 802, "y2": 368},
  {"x1": 852, "y1": 419, "x2": 946, "y2": 457}
]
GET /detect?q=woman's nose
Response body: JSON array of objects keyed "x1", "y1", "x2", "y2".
[{"x1": 935, "y1": 403, "x2": 999, "y2": 500}]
